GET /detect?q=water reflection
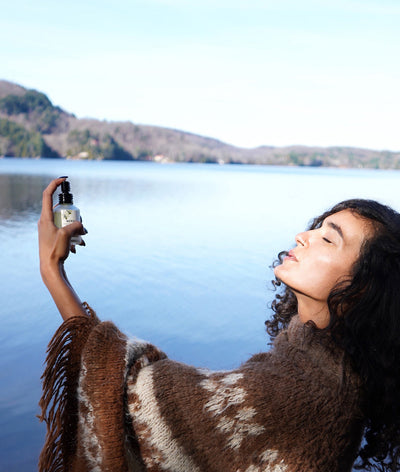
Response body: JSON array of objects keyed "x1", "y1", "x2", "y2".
[{"x1": 0, "y1": 174, "x2": 48, "y2": 221}]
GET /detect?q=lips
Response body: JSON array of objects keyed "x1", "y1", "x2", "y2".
[{"x1": 284, "y1": 250, "x2": 298, "y2": 262}]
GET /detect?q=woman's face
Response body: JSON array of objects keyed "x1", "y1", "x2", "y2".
[{"x1": 274, "y1": 209, "x2": 373, "y2": 328}]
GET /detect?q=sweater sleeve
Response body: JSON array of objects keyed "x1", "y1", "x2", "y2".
[
  {"x1": 38, "y1": 305, "x2": 167, "y2": 472},
  {"x1": 126, "y1": 317, "x2": 364, "y2": 472},
  {"x1": 127, "y1": 358, "x2": 291, "y2": 472}
]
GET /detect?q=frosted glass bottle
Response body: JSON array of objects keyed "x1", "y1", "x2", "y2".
[{"x1": 53, "y1": 180, "x2": 82, "y2": 245}]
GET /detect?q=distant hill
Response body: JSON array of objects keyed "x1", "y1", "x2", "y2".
[{"x1": 0, "y1": 79, "x2": 399, "y2": 168}]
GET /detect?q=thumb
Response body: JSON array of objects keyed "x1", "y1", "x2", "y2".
[{"x1": 63, "y1": 220, "x2": 85, "y2": 237}]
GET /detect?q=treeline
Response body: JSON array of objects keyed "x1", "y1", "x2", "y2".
[
  {"x1": 1, "y1": 79, "x2": 400, "y2": 168},
  {"x1": 0, "y1": 90, "x2": 64, "y2": 134},
  {"x1": 0, "y1": 118, "x2": 58, "y2": 158},
  {"x1": 66, "y1": 129, "x2": 133, "y2": 160}
]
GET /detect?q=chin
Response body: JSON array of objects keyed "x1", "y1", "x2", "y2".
[
  {"x1": 273, "y1": 264, "x2": 283, "y2": 278},
  {"x1": 274, "y1": 265, "x2": 289, "y2": 285}
]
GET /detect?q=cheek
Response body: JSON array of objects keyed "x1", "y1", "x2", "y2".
[{"x1": 307, "y1": 257, "x2": 354, "y2": 299}]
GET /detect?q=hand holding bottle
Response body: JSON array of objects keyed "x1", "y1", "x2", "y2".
[{"x1": 38, "y1": 177, "x2": 86, "y2": 273}]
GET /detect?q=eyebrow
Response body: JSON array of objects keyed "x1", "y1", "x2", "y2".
[{"x1": 327, "y1": 221, "x2": 344, "y2": 240}]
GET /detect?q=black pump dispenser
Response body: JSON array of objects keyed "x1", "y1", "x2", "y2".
[{"x1": 59, "y1": 180, "x2": 74, "y2": 204}]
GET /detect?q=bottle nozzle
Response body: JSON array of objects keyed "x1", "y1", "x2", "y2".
[
  {"x1": 61, "y1": 180, "x2": 70, "y2": 193},
  {"x1": 59, "y1": 179, "x2": 73, "y2": 204}
]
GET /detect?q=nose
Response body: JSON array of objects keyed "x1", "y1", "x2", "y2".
[{"x1": 295, "y1": 231, "x2": 308, "y2": 247}]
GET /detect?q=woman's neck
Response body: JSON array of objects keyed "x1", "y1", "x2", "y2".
[{"x1": 294, "y1": 292, "x2": 330, "y2": 329}]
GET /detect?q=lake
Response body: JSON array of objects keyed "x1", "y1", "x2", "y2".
[{"x1": 0, "y1": 158, "x2": 399, "y2": 471}]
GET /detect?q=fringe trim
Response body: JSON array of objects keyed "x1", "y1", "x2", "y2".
[{"x1": 38, "y1": 303, "x2": 99, "y2": 472}]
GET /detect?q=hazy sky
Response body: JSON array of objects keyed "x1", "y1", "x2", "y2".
[{"x1": 1, "y1": 0, "x2": 399, "y2": 151}]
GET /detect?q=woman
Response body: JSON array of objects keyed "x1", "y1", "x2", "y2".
[{"x1": 38, "y1": 178, "x2": 400, "y2": 472}]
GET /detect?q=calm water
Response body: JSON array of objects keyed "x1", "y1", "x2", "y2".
[{"x1": 0, "y1": 158, "x2": 399, "y2": 471}]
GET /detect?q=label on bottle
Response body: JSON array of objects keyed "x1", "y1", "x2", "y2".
[{"x1": 54, "y1": 208, "x2": 80, "y2": 228}]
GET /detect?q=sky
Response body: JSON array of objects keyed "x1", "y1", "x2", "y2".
[{"x1": 1, "y1": 0, "x2": 399, "y2": 151}]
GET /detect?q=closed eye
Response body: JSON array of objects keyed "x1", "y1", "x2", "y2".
[{"x1": 323, "y1": 237, "x2": 332, "y2": 244}]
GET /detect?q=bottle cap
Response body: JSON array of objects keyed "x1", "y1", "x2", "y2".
[{"x1": 59, "y1": 180, "x2": 74, "y2": 204}]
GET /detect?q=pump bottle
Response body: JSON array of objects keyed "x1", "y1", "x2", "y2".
[{"x1": 53, "y1": 179, "x2": 82, "y2": 245}]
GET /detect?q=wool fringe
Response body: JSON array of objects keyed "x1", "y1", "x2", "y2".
[{"x1": 38, "y1": 303, "x2": 99, "y2": 472}]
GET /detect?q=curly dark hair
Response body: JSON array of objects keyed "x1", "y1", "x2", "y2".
[{"x1": 266, "y1": 199, "x2": 400, "y2": 472}]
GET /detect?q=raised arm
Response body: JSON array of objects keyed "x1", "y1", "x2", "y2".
[{"x1": 38, "y1": 177, "x2": 87, "y2": 321}]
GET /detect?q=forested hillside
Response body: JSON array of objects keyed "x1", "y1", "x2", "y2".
[{"x1": 0, "y1": 79, "x2": 399, "y2": 168}]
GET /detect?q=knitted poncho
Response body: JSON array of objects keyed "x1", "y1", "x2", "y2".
[{"x1": 38, "y1": 305, "x2": 365, "y2": 472}]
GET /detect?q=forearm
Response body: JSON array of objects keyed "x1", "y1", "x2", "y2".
[{"x1": 41, "y1": 262, "x2": 87, "y2": 321}]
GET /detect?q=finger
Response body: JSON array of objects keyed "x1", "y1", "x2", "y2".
[
  {"x1": 41, "y1": 177, "x2": 68, "y2": 222},
  {"x1": 62, "y1": 220, "x2": 84, "y2": 237}
]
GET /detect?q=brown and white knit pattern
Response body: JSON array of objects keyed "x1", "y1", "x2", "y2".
[
  {"x1": 77, "y1": 361, "x2": 103, "y2": 471},
  {"x1": 128, "y1": 365, "x2": 202, "y2": 472},
  {"x1": 127, "y1": 365, "x2": 288, "y2": 472},
  {"x1": 199, "y1": 372, "x2": 267, "y2": 451},
  {"x1": 39, "y1": 309, "x2": 365, "y2": 472}
]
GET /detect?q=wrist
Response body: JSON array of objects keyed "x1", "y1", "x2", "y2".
[{"x1": 40, "y1": 260, "x2": 64, "y2": 286}]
